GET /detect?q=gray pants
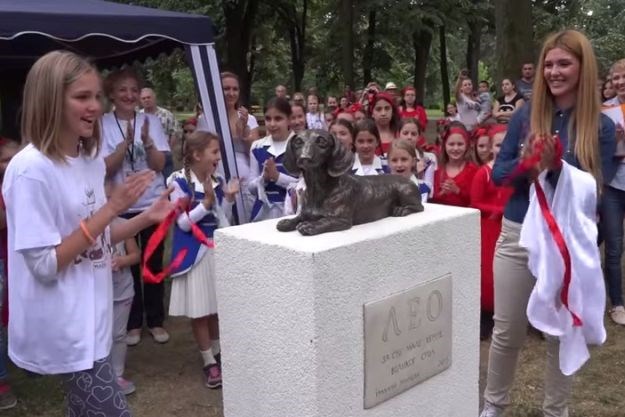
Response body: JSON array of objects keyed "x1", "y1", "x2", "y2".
[
  {"x1": 112, "y1": 297, "x2": 133, "y2": 378},
  {"x1": 61, "y1": 356, "x2": 132, "y2": 417},
  {"x1": 483, "y1": 219, "x2": 573, "y2": 417}
]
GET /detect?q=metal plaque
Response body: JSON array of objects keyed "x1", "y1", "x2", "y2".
[{"x1": 363, "y1": 274, "x2": 452, "y2": 409}]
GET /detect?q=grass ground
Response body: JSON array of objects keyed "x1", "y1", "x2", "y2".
[
  {"x1": 5, "y1": 115, "x2": 622, "y2": 416},
  {"x1": 3, "y1": 287, "x2": 625, "y2": 417}
]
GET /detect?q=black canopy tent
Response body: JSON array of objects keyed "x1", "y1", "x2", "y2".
[{"x1": 0, "y1": 0, "x2": 245, "y2": 220}]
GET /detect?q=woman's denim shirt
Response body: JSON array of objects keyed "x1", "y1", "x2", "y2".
[{"x1": 492, "y1": 105, "x2": 617, "y2": 223}]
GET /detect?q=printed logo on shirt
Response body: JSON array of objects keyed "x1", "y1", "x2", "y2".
[{"x1": 74, "y1": 186, "x2": 109, "y2": 269}]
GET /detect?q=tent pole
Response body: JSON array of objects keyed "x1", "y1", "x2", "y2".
[{"x1": 186, "y1": 44, "x2": 246, "y2": 224}]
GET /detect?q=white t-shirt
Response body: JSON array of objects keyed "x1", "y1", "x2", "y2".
[
  {"x1": 3, "y1": 144, "x2": 113, "y2": 374},
  {"x1": 101, "y1": 112, "x2": 170, "y2": 213},
  {"x1": 457, "y1": 93, "x2": 481, "y2": 131},
  {"x1": 306, "y1": 112, "x2": 326, "y2": 130},
  {"x1": 197, "y1": 112, "x2": 259, "y2": 140}
]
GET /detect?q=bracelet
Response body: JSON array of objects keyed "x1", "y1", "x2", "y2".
[
  {"x1": 144, "y1": 141, "x2": 155, "y2": 150},
  {"x1": 79, "y1": 220, "x2": 97, "y2": 245}
]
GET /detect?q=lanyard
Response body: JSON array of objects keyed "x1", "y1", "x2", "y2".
[{"x1": 114, "y1": 111, "x2": 137, "y2": 171}]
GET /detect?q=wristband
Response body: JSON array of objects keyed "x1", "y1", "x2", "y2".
[
  {"x1": 79, "y1": 220, "x2": 97, "y2": 245},
  {"x1": 144, "y1": 141, "x2": 155, "y2": 150}
]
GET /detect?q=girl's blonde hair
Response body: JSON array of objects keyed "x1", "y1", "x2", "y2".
[
  {"x1": 388, "y1": 139, "x2": 417, "y2": 174},
  {"x1": 181, "y1": 130, "x2": 220, "y2": 201},
  {"x1": 531, "y1": 29, "x2": 602, "y2": 185},
  {"x1": 388, "y1": 138, "x2": 417, "y2": 160},
  {"x1": 21, "y1": 50, "x2": 101, "y2": 160}
]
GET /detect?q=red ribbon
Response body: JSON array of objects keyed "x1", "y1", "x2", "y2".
[
  {"x1": 507, "y1": 135, "x2": 582, "y2": 327},
  {"x1": 142, "y1": 199, "x2": 215, "y2": 284}
]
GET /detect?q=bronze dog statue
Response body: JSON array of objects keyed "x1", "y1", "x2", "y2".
[{"x1": 276, "y1": 129, "x2": 424, "y2": 235}]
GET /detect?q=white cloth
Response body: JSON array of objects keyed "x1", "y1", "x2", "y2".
[
  {"x1": 306, "y1": 112, "x2": 327, "y2": 130},
  {"x1": 197, "y1": 112, "x2": 258, "y2": 134},
  {"x1": 519, "y1": 161, "x2": 606, "y2": 376},
  {"x1": 284, "y1": 177, "x2": 306, "y2": 215},
  {"x1": 169, "y1": 249, "x2": 218, "y2": 318},
  {"x1": 3, "y1": 144, "x2": 113, "y2": 374},
  {"x1": 457, "y1": 93, "x2": 481, "y2": 131},
  {"x1": 423, "y1": 152, "x2": 437, "y2": 196},
  {"x1": 352, "y1": 155, "x2": 385, "y2": 176},
  {"x1": 408, "y1": 174, "x2": 428, "y2": 204},
  {"x1": 101, "y1": 112, "x2": 170, "y2": 213}
]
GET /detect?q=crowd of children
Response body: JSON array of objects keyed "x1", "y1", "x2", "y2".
[{"x1": 1, "y1": 28, "x2": 623, "y2": 417}]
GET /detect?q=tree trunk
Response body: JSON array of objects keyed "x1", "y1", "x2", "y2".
[
  {"x1": 288, "y1": 0, "x2": 308, "y2": 92},
  {"x1": 495, "y1": 0, "x2": 533, "y2": 86},
  {"x1": 466, "y1": 20, "x2": 482, "y2": 87},
  {"x1": 339, "y1": 0, "x2": 354, "y2": 89},
  {"x1": 439, "y1": 25, "x2": 450, "y2": 109},
  {"x1": 363, "y1": 9, "x2": 376, "y2": 85},
  {"x1": 247, "y1": 35, "x2": 257, "y2": 97},
  {"x1": 222, "y1": 0, "x2": 260, "y2": 105},
  {"x1": 412, "y1": 29, "x2": 433, "y2": 105}
]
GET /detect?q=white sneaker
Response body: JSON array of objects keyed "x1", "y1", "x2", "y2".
[
  {"x1": 126, "y1": 329, "x2": 142, "y2": 346},
  {"x1": 479, "y1": 402, "x2": 504, "y2": 417},
  {"x1": 148, "y1": 327, "x2": 170, "y2": 344},
  {"x1": 610, "y1": 305, "x2": 625, "y2": 325}
]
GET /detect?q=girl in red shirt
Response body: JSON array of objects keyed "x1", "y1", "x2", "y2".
[
  {"x1": 470, "y1": 124, "x2": 513, "y2": 340},
  {"x1": 431, "y1": 122, "x2": 478, "y2": 207},
  {"x1": 399, "y1": 86, "x2": 428, "y2": 132}
]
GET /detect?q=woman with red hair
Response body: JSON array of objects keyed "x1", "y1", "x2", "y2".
[
  {"x1": 470, "y1": 124, "x2": 513, "y2": 340},
  {"x1": 399, "y1": 86, "x2": 428, "y2": 131},
  {"x1": 431, "y1": 122, "x2": 478, "y2": 207}
]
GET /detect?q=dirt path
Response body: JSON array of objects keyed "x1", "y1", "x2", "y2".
[{"x1": 6, "y1": 315, "x2": 625, "y2": 416}]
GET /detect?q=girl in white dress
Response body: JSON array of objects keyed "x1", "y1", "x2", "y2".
[{"x1": 167, "y1": 131, "x2": 239, "y2": 389}]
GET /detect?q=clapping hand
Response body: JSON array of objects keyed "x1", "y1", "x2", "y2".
[
  {"x1": 126, "y1": 119, "x2": 135, "y2": 146},
  {"x1": 237, "y1": 107, "x2": 250, "y2": 134},
  {"x1": 263, "y1": 158, "x2": 279, "y2": 182},
  {"x1": 441, "y1": 179, "x2": 460, "y2": 195},
  {"x1": 107, "y1": 170, "x2": 155, "y2": 215},
  {"x1": 224, "y1": 178, "x2": 240, "y2": 202},
  {"x1": 145, "y1": 186, "x2": 176, "y2": 224}
]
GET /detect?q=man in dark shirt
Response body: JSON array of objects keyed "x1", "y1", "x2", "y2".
[{"x1": 516, "y1": 62, "x2": 535, "y2": 102}]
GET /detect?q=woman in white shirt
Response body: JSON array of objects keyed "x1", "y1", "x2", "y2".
[
  {"x1": 454, "y1": 71, "x2": 481, "y2": 131},
  {"x1": 101, "y1": 68, "x2": 171, "y2": 346},
  {"x1": 4, "y1": 50, "x2": 173, "y2": 417},
  {"x1": 220, "y1": 71, "x2": 259, "y2": 222}
]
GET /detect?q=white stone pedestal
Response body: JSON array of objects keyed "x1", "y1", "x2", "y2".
[{"x1": 214, "y1": 204, "x2": 480, "y2": 417}]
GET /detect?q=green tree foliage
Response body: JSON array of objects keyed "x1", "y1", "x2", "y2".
[{"x1": 110, "y1": 0, "x2": 625, "y2": 111}]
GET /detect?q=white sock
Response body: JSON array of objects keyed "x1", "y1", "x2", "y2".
[
  {"x1": 211, "y1": 339, "x2": 221, "y2": 356},
  {"x1": 200, "y1": 349, "x2": 216, "y2": 366}
]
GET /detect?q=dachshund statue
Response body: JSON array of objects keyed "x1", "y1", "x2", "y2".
[{"x1": 276, "y1": 129, "x2": 424, "y2": 236}]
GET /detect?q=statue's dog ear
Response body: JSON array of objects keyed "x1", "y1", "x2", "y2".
[
  {"x1": 327, "y1": 132, "x2": 354, "y2": 177},
  {"x1": 282, "y1": 134, "x2": 300, "y2": 175}
]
